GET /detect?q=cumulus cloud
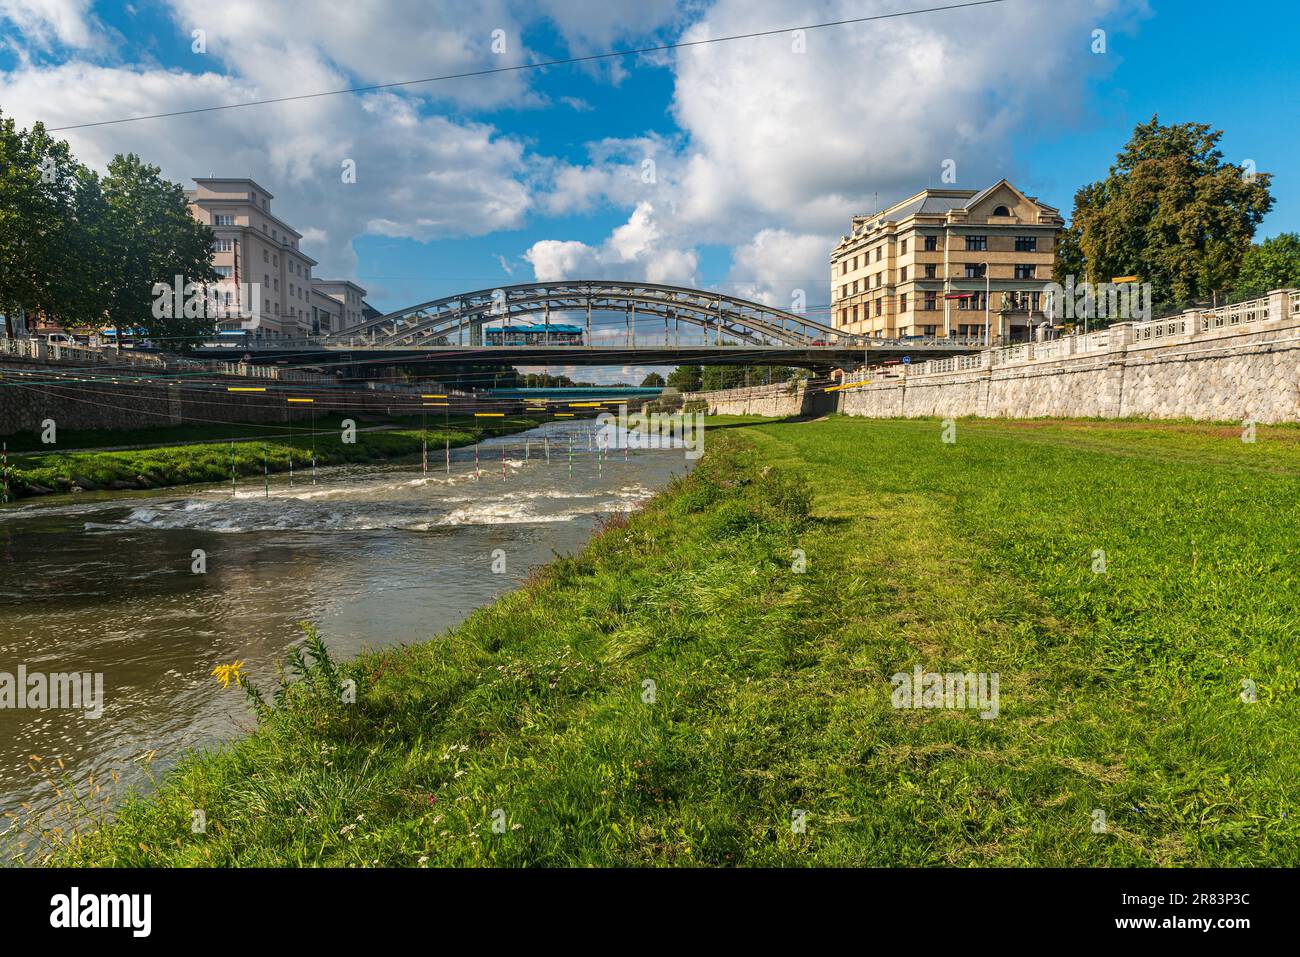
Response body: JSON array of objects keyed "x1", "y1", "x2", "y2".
[
  {"x1": 727, "y1": 228, "x2": 831, "y2": 313},
  {"x1": 526, "y1": 0, "x2": 1147, "y2": 301},
  {"x1": 0, "y1": 0, "x2": 101, "y2": 51},
  {"x1": 0, "y1": 62, "x2": 533, "y2": 276},
  {"x1": 525, "y1": 201, "x2": 698, "y2": 285}
]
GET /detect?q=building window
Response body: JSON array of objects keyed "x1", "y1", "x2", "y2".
[
  {"x1": 924, "y1": 264, "x2": 937, "y2": 279},
  {"x1": 214, "y1": 265, "x2": 233, "y2": 278},
  {"x1": 263, "y1": 249, "x2": 269, "y2": 262},
  {"x1": 1014, "y1": 264, "x2": 1036, "y2": 280},
  {"x1": 900, "y1": 239, "x2": 908, "y2": 255},
  {"x1": 965, "y1": 263, "x2": 987, "y2": 279},
  {"x1": 899, "y1": 266, "x2": 908, "y2": 282},
  {"x1": 965, "y1": 235, "x2": 987, "y2": 251},
  {"x1": 993, "y1": 205, "x2": 1011, "y2": 217},
  {"x1": 214, "y1": 214, "x2": 235, "y2": 226},
  {"x1": 1007, "y1": 291, "x2": 1042, "y2": 312},
  {"x1": 213, "y1": 239, "x2": 233, "y2": 252},
  {"x1": 924, "y1": 291, "x2": 937, "y2": 311},
  {"x1": 924, "y1": 235, "x2": 938, "y2": 252},
  {"x1": 875, "y1": 299, "x2": 883, "y2": 317},
  {"x1": 876, "y1": 248, "x2": 882, "y2": 262},
  {"x1": 899, "y1": 293, "x2": 908, "y2": 312},
  {"x1": 1015, "y1": 236, "x2": 1037, "y2": 252},
  {"x1": 273, "y1": 254, "x2": 278, "y2": 266}
]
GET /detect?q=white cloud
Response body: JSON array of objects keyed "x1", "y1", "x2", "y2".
[
  {"x1": 0, "y1": 62, "x2": 534, "y2": 277},
  {"x1": 727, "y1": 228, "x2": 831, "y2": 312},
  {"x1": 525, "y1": 201, "x2": 698, "y2": 285},
  {"x1": 526, "y1": 0, "x2": 1147, "y2": 303},
  {"x1": 0, "y1": 0, "x2": 100, "y2": 50}
]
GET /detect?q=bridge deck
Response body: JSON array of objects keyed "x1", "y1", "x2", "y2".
[{"x1": 194, "y1": 342, "x2": 984, "y2": 370}]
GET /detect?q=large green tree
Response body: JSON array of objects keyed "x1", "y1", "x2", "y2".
[
  {"x1": 0, "y1": 112, "x2": 79, "y2": 337},
  {"x1": 1231, "y1": 233, "x2": 1300, "y2": 298},
  {"x1": 1056, "y1": 116, "x2": 1274, "y2": 309},
  {"x1": 666, "y1": 364, "x2": 703, "y2": 392},
  {"x1": 100, "y1": 154, "x2": 218, "y2": 349}
]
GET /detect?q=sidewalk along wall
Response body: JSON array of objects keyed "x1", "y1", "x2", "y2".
[{"x1": 834, "y1": 289, "x2": 1300, "y2": 424}]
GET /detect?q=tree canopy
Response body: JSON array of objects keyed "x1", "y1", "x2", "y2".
[
  {"x1": 1232, "y1": 233, "x2": 1300, "y2": 299},
  {"x1": 0, "y1": 111, "x2": 217, "y2": 345},
  {"x1": 1055, "y1": 116, "x2": 1274, "y2": 310}
]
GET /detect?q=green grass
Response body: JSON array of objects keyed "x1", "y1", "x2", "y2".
[
  {"x1": 2, "y1": 414, "x2": 542, "y2": 498},
  {"x1": 42, "y1": 415, "x2": 1300, "y2": 866}
]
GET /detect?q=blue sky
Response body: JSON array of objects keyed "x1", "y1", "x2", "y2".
[{"x1": 1, "y1": 0, "x2": 1295, "y2": 377}]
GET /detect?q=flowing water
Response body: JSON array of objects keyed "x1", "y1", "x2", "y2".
[{"x1": 0, "y1": 420, "x2": 694, "y2": 830}]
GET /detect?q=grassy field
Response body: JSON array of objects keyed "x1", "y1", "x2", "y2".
[
  {"x1": 1, "y1": 413, "x2": 541, "y2": 498},
  {"x1": 42, "y1": 415, "x2": 1300, "y2": 866}
]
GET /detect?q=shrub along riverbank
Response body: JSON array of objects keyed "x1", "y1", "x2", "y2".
[
  {"x1": 45, "y1": 415, "x2": 1300, "y2": 866},
  {"x1": 1, "y1": 414, "x2": 542, "y2": 499}
]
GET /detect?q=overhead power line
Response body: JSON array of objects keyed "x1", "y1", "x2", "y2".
[{"x1": 48, "y1": 0, "x2": 1006, "y2": 132}]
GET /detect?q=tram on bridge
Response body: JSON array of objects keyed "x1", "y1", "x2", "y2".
[{"x1": 484, "y1": 323, "x2": 585, "y2": 346}]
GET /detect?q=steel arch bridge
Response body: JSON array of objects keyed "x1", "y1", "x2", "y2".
[{"x1": 323, "y1": 280, "x2": 853, "y2": 348}]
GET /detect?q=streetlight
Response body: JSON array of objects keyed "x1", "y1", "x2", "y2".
[{"x1": 979, "y1": 261, "x2": 991, "y2": 347}]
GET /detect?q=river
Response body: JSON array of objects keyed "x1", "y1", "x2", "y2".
[{"x1": 0, "y1": 419, "x2": 694, "y2": 835}]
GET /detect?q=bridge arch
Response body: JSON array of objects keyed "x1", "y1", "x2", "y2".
[{"x1": 324, "y1": 280, "x2": 852, "y2": 347}]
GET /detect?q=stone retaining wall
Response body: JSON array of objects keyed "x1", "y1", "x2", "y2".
[
  {"x1": 0, "y1": 364, "x2": 425, "y2": 437},
  {"x1": 838, "y1": 317, "x2": 1300, "y2": 423}
]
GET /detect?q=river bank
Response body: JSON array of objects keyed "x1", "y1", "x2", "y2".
[
  {"x1": 38, "y1": 415, "x2": 1300, "y2": 866},
  {"x1": 1, "y1": 414, "x2": 542, "y2": 499}
]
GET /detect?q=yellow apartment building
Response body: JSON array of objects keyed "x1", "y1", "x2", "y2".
[{"x1": 830, "y1": 179, "x2": 1063, "y2": 343}]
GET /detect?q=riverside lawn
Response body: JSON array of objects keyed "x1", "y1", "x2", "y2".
[
  {"x1": 2, "y1": 413, "x2": 540, "y2": 499},
  {"x1": 45, "y1": 415, "x2": 1300, "y2": 866}
]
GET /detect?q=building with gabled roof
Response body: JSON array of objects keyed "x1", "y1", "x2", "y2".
[{"x1": 831, "y1": 179, "x2": 1064, "y2": 343}]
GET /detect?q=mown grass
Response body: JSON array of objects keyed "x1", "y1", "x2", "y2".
[
  {"x1": 44, "y1": 415, "x2": 1300, "y2": 866},
  {"x1": 2, "y1": 414, "x2": 541, "y2": 498}
]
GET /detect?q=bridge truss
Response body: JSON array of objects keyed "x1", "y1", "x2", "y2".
[{"x1": 323, "y1": 281, "x2": 854, "y2": 348}]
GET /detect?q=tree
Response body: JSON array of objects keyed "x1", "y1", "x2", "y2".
[
  {"x1": 1058, "y1": 116, "x2": 1274, "y2": 310},
  {"x1": 0, "y1": 112, "x2": 79, "y2": 337},
  {"x1": 666, "y1": 364, "x2": 703, "y2": 392},
  {"x1": 640, "y1": 372, "x2": 666, "y2": 387},
  {"x1": 1232, "y1": 233, "x2": 1300, "y2": 298},
  {"x1": 100, "y1": 153, "x2": 218, "y2": 350}
]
